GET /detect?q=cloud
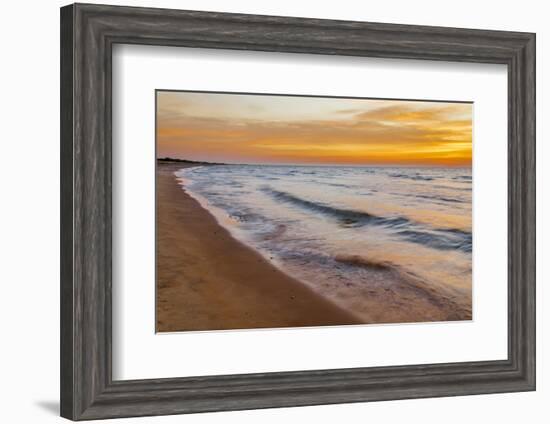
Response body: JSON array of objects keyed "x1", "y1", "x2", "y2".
[
  {"x1": 353, "y1": 104, "x2": 468, "y2": 122},
  {"x1": 156, "y1": 93, "x2": 472, "y2": 166}
]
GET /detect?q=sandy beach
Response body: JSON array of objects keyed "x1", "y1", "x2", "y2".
[{"x1": 156, "y1": 163, "x2": 361, "y2": 332}]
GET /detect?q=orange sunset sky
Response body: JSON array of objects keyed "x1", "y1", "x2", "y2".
[{"x1": 156, "y1": 91, "x2": 472, "y2": 167}]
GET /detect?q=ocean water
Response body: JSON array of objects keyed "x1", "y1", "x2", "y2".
[{"x1": 175, "y1": 165, "x2": 472, "y2": 321}]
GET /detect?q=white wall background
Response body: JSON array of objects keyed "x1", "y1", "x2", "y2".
[{"x1": 0, "y1": 0, "x2": 546, "y2": 423}]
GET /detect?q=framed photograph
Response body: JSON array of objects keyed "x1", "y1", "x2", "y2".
[
  {"x1": 155, "y1": 90, "x2": 474, "y2": 332},
  {"x1": 60, "y1": 3, "x2": 535, "y2": 420}
]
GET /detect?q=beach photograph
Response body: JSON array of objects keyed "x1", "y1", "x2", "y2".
[{"x1": 156, "y1": 90, "x2": 473, "y2": 332}]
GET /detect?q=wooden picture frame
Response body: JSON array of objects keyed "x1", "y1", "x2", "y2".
[{"x1": 60, "y1": 3, "x2": 535, "y2": 420}]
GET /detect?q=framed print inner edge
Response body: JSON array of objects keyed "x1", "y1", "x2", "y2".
[{"x1": 60, "y1": 3, "x2": 535, "y2": 421}]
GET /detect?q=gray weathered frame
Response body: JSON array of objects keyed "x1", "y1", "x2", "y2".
[{"x1": 60, "y1": 3, "x2": 536, "y2": 421}]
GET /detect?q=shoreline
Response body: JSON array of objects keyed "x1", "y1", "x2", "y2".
[{"x1": 156, "y1": 162, "x2": 361, "y2": 332}]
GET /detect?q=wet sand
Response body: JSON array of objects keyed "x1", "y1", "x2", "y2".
[{"x1": 156, "y1": 163, "x2": 361, "y2": 332}]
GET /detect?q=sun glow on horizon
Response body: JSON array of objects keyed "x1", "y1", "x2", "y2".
[{"x1": 156, "y1": 91, "x2": 472, "y2": 167}]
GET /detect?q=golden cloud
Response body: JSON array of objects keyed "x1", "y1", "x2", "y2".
[{"x1": 156, "y1": 93, "x2": 472, "y2": 166}]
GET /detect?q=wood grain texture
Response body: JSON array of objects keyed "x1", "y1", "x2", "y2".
[
  {"x1": 60, "y1": 3, "x2": 536, "y2": 420},
  {"x1": 60, "y1": 4, "x2": 74, "y2": 419}
]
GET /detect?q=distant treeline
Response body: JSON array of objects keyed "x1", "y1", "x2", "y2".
[{"x1": 157, "y1": 157, "x2": 225, "y2": 165}]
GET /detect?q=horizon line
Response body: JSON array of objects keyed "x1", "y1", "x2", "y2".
[{"x1": 157, "y1": 157, "x2": 472, "y2": 168}]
